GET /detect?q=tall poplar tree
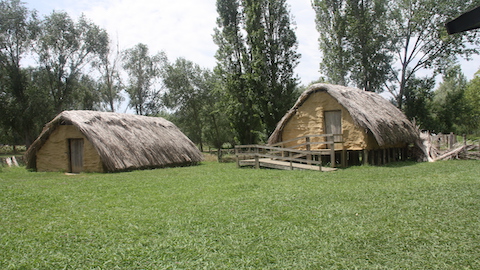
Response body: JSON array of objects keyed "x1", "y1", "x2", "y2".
[
  {"x1": 214, "y1": 0, "x2": 259, "y2": 144},
  {"x1": 312, "y1": 0, "x2": 392, "y2": 92},
  {"x1": 214, "y1": 0, "x2": 299, "y2": 144}
]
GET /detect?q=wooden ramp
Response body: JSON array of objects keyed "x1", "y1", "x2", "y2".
[
  {"x1": 235, "y1": 134, "x2": 346, "y2": 172},
  {"x1": 239, "y1": 158, "x2": 337, "y2": 172}
]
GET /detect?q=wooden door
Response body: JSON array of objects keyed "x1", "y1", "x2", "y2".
[
  {"x1": 324, "y1": 111, "x2": 342, "y2": 142},
  {"x1": 69, "y1": 139, "x2": 84, "y2": 173}
]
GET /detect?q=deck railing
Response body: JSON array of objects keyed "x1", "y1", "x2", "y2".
[{"x1": 235, "y1": 134, "x2": 345, "y2": 169}]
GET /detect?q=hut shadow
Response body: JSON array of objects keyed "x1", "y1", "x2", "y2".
[{"x1": 381, "y1": 161, "x2": 418, "y2": 168}]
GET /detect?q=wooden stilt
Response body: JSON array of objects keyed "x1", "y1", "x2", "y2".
[{"x1": 363, "y1": 149, "x2": 369, "y2": 165}]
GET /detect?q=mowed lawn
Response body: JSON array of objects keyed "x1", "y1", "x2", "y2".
[{"x1": 1, "y1": 160, "x2": 479, "y2": 269}]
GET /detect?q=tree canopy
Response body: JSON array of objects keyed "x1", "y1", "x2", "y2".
[{"x1": 313, "y1": 0, "x2": 480, "y2": 110}]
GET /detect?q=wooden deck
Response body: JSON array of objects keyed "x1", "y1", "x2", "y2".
[{"x1": 239, "y1": 158, "x2": 337, "y2": 172}]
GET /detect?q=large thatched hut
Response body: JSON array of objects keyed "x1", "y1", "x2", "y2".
[
  {"x1": 25, "y1": 110, "x2": 203, "y2": 172},
  {"x1": 268, "y1": 83, "x2": 419, "y2": 165}
]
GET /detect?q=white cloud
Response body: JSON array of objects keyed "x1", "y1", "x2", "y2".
[
  {"x1": 23, "y1": 0, "x2": 480, "y2": 86},
  {"x1": 82, "y1": 0, "x2": 218, "y2": 66},
  {"x1": 26, "y1": 0, "x2": 323, "y2": 85}
]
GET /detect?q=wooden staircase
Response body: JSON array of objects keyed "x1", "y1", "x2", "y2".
[{"x1": 235, "y1": 134, "x2": 345, "y2": 172}]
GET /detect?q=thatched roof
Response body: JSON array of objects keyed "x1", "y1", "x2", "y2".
[
  {"x1": 25, "y1": 110, "x2": 203, "y2": 171},
  {"x1": 268, "y1": 83, "x2": 419, "y2": 146}
]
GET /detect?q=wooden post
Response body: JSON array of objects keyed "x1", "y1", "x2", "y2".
[
  {"x1": 330, "y1": 135, "x2": 335, "y2": 168},
  {"x1": 289, "y1": 151, "x2": 293, "y2": 170},
  {"x1": 449, "y1": 132, "x2": 455, "y2": 149},
  {"x1": 306, "y1": 137, "x2": 311, "y2": 165},
  {"x1": 363, "y1": 149, "x2": 369, "y2": 165},
  {"x1": 463, "y1": 134, "x2": 467, "y2": 146},
  {"x1": 255, "y1": 147, "x2": 259, "y2": 169},
  {"x1": 235, "y1": 147, "x2": 240, "y2": 168}
]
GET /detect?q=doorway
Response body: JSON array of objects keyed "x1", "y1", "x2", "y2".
[
  {"x1": 324, "y1": 110, "x2": 342, "y2": 142},
  {"x1": 69, "y1": 138, "x2": 84, "y2": 173}
]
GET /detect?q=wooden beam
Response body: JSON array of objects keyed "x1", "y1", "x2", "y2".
[{"x1": 446, "y1": 6, "x2": 480, "y2": 34}]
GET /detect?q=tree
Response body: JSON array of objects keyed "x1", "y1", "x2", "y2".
[
  {"x1": 95, "y1": 39, "x2": 123, "y2": 112},
  {"x1": 122, "y1": 43, "x2": 165, "y2": 116},
  {"x1": 249, "y1": 0, "x2": 300, "y2": 134},
  {"x1": 464, "y1": 69, "x2": 480, "y2": 134},
  {"x1": 162, "y1": 57, "x2": 209, "y2": 151},
  {"x1": 214, "y1": 0, "x2": 262, "y2": 144},
  {"x1": 162, "y1": 58, "x2": 234, "y2": 152},
  {"x1": 0, "y1": 0, "x2": 41, "y2": 146},
  {"x1": 386, "y1": 0, "x2": 480, "y2": 109},
  {"x1": 312, "y1": 0, "x2": 392, "y2": 92},
  {"x1": 312, "y1": 0, "x2": 349, "y2": 86},
  {"x1": 35, "y1": 11, "x2": 109, "y2": 114},
  {"x1": 313, "y1": 0, "x2": 480, "y2": 109},
  {"x1": 402, "y1": 75, "x2": 436, "y2": 130},
  {"x1": 214, "y1": 0, "x2": 300, "y2": 143},
  {"x1": 431, "y1": 65, "x2": 468, "y2": 133}
]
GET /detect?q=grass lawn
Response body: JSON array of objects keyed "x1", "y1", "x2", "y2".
[{"x1": 1, "y1": 161, "x2": 479, "y2": 269}]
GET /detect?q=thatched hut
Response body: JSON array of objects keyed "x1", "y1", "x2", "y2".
[
  {"x1": 25, "y1": 110, "x2": 203, "y2": 172},
  {"x1": 268, "y1": 83, "x2": 419, "y2": 165}
]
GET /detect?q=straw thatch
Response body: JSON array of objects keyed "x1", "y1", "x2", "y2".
[
  {"x1": 268, "y1": 83, "x2": 419, "y2": 147},
  {"x1": 25, "y1": 110, "x2": 203, "y2": 172}
]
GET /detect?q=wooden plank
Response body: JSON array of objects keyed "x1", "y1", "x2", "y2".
[{"x1": 239, "y1": 158, "x2": 337, "y2": 172}]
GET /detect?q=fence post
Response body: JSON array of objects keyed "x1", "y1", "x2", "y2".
[
  {"x1": 289, "y1": 151, "x2": 293, "y2": 170},
  {"x1": 255, "y1": 146, "x2": 259, "y2": 169},
  {"x1": 235, "y1": 147, "x2": 240, "y2": 168},
  {"x1": 449, "y1": 132, "x2": 455, "y2": 149}
]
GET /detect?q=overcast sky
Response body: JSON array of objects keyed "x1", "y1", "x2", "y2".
[{"x1": 26, "y1": 0, "x2": 479, "y2": 87}]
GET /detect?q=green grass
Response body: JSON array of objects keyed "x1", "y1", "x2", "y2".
[{"x1": 1, "y1": 161, "x2": 479, "y2": 269}]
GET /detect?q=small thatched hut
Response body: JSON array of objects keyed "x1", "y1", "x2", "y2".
[
  {"x1": 25, "y1": 110, "x2": 203, "y2": 172},
  {"x1": 268, "y1": 83, "x2": 419, "y2": 165}
]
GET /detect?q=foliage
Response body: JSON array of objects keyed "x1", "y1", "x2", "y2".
[
  {"x1": 312, "y1": 0, "x2": 393, "y2": 92},
  {"x1": 402, "y1": 75, "x2": 436, "y2": 130},
  {"x1": 313, "y1": 0, "x2": 480, "y2": 109},
  {"x1": 94, "y1": 39, "x2": 124, "y2": 112},
  {"x1": 162, "y1": 57, "x2": 230, "y2": 151},
  {"x1": 244, "y1": 0, "x2": 300, "y2": 135},
  {"x1": 0, "y1": 0, "x2": 41, "y2": 146},
  {"x1": 35, "y1": 11, "x2": 109, "y2": 114},
  {"x1": 214, "y1": 0, "x2": 263, "y2": 144},
  {"x1": 1, "y1": 161, "x2": 480, "y2": 268},
  {"x1": 386, "y1": 0, "x2": 480, "y2": 109},
  {"x1": 431, "y1": 65, "x2": 468, "y2": 133},
  {"x1": 463, "y1": 69, "x2": 480, "y2": 134},
  {"x1": 122, "y1": 43, "x2": 166, "y2": 116},
  {"x1": 214, "y1": 0, "x2": 300, "y2": 144}
]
